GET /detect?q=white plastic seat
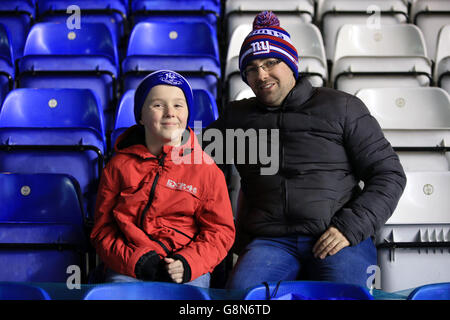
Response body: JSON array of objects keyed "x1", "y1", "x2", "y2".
[
  {"x1": 411, "y1": 0, "x2": 450, "y2": 61},
  {"x1": 332, "y1": 24, "x2": 432, "y2": 94},
  {"x1": 356, "y1": 87, "x2": 450, "y2": 148},
  {"x1": 435, "y1": 24, "x2": 450, "y2": 95},
  {"x1": 375, "y1": 171, "x2": 450, "y2": 292},
  {"x1": 225, "y1": 22, "x2": 327, "y2": 102},
  {"x1": 316, "y1": 0, "x2": 408, "y2": 61},
  {"x1": 225, "y1": 0, "x2": 315, "y2": 42}
]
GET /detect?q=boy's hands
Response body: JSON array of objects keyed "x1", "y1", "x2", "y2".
[{"x1": 164, "y1": 258, "x2": 184, "y2": 283}]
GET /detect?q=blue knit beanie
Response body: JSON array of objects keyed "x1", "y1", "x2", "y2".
[
  {"x1": 239, "y1": 11, "x2": 299, "y2": 83},
  {"x1": 134, "y1": 70, "x2": 193, "y2": 126}
]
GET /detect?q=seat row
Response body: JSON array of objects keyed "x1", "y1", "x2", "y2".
[
  {"x1": 225, "y1": 22, "x2": 450, "y2": 102},
  {"x1": 1, "y1": 280, "x2": 449, "y2": 300}
]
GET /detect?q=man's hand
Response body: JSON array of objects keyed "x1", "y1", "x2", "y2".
[
  {"x1": 164, "y1": 258, "x2": 184, "y2": 283},
  {"x1": 312, "y1": 226, "x2": 350, "y2": 259}
]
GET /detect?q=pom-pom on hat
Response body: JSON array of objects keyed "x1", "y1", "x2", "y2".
[
  {"x1": 239, "y1": 11, "x2": 299, "y2": 83},
  {"x1": 134, "y1": 70, "x2": 193, "y2": 126}
]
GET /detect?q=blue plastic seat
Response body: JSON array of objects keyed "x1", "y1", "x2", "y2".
[
  {"x1": 17, "y1": 22, "x2": 119, "y2": 132},
  {"x1": 131, "y1": 0, "x2": 220, "y2": 33},
  {"x1": 0, "y1": 0, "x2": 35, "y2": 61},
  {"x1": 83, "y1": 282, "x2": 211, "y2": 300},
  {"x1": 243, "y1": 281, "x2": 374, "y2": 300},
  {"x1": 36, "y1": 0, "x2": 127, "y2": 50},
  {"x1": 0, "y1": 282, "x2": 51, "y2": 300},
  {"x1": 0, "y1": 88, "x2": 105, "y2": 220},
  {"x1": 0, "y1": 23, "x2": 14, "y2": 105},
  {"x1": 407, "y1": 282, "x2": 450, "y2": 300},
  {"x1": 122, "y1": 21, "x2": 221, "y2": 98},
  {"x1": 0, "y1": 172, "x2": 88, "y2": 282},
  {"x1": 111, "y1": 89, "x2": 218, "y2": 147}
]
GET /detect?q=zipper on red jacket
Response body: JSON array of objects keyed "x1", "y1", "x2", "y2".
[{"x1": 139, "y1": 153, "x2": 171, "y2": 255}]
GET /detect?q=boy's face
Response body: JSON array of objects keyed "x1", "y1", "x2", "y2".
[{"x1": 140, "y1": 85, "x2": 189, "y2": 146}]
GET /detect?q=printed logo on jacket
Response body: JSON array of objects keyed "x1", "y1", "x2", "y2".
[{"x1": 166, "y1": 178, "x2": 198, "y2": 195}]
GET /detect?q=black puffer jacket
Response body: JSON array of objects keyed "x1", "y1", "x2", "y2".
[{"x1": 206, "y1": 78, "x2": 406, "y2": 246}]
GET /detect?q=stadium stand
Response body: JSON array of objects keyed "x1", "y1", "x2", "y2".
[
  {"x1": 411, "y1": 0, "x2": 450, "y2": 62},
  {"x1": 0, "y1": 172, "x2": 88, "y2": 283},
  {"x1": 0, "y1": 88, "x2": 105, "y2": 221},
  {"x1": 225, "y1": 0, "x2": 315, "y2": 42},
  {"x1": 36, "y1": 0, "x2": 128, "y2": 58},
  {"x1": 0, "y1": 24, "x2": 14, "y2": 106},
  {"x1": 0, "y1": 0, "x2": 35, "y2": 62},
  {"x1": 130, "y1": 0, "x2": 221, "y2": 34},
  {"x1": 435, "y1": 24, "x2": 450, "y2": 95},
  {"x1": 0, "y1": 282, "x2": 52, "y2": 300},
  {"x1": 316, "y1": 0, "x2": 408, "y2": 63},
  {"x1": 83, "y1": 282, "x2": 211, "y2": 300},
  {"x1": 122, "y1": 21, "x2": 221, "y2": 98},
  {"x1": 0, "y1": 0, "x2": 449, "y2": 301},
  {"x1": 331, "y1": 23, "x2": 432, "y2": 95},
  {"x1": 243, "y1": 280, "x2": 374, "y2": 300}
]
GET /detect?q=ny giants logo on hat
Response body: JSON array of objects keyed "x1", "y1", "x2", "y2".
[
  {"x1": 251, "y1": 40, "x2": 270, "y2": 55},
  {"x1": 159, "y1": 72, "x2": 183, "y2": 86}
]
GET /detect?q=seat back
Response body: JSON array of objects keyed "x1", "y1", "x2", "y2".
[
  {"x1": 23, "y1": 22, "x2": 118, "y2": 67},
  {"x1": 407, "y1": 282, "x2": 450, "y2": 300},
  {"x1": 126, "y1": 21, "x2": 219, "y2": 62},
  {"x1": 83, "y1": 282, "x2": 211, "y2": 300},
  {"x1": 243, "y1": 281, "x2": 373, "y2": 300},
  {"x1": 334, "y1": 24, "x2": 428, "y2": 61},
  {"x1": 0, "y1": 282, "x2": 51, "y2": 300},
  {"x1": 435, "y1": 25, "x2": 450, "y2": 89},
  {"x1": 0, "y1": 172, "x2": 87, "y2": 282},
  {"x1": 0, "y1": 88, "x2": 105, "y2": 141}
]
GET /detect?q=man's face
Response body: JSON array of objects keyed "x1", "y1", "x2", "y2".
[{"x1": 244, "y1": 58, "x2": 296, "y2": 107}]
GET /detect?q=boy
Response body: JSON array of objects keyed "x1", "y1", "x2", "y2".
[{"x1": 91, "y1": 70, "x2": 235, "y2": 287}]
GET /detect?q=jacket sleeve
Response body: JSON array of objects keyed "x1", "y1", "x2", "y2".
[
  {"x1": 171, "y1": 167, "x2": 236, "y2": 282},
  {"x1": 330, "y1": 95, "x2": 407, "y2": 246},
  {"x1": 90, "y1": 161, "x2": 165, "y2": 278}
]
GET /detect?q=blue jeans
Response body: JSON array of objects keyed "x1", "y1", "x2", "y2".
[
  {"x1": 226, "y1": 235, "x2": 377, "y2": 290},
  {"x1": 104, "y1": 269, "x2": 211, "y2": 288}
]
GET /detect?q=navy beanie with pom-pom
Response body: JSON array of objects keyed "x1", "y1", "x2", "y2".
[{"x1": 239, "y1": 11, "x2": 299, "y2": 83}]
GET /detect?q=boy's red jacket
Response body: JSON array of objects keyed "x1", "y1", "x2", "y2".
[{"x1": 90, "y1": 125, "x2": 235, "y2": 281}]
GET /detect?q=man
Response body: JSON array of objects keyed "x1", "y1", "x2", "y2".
[{"x1": 204, "y1": 11, "x2": 406, "y2": 289}]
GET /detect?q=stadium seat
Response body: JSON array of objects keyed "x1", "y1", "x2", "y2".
[
  {"x1": 111, "y1": 89, "x2": 219, "y2": 147},
  {"x1": 0, "y1": 282, "x2": 51, "y2": 300},
  {"x1": 0, "y1": 172, "x2": 88, "y2": 282},
  {"x1": 331, "y1": 24, "x2": 432, "y2": 95},
  {"x1": 0, "y1": 23, "x2": 14, "y2": 105},
  {"x1": 356, "y1": 87, "x2": 450, "y2": 148},
  {"x1": 83, "y1": 282, "x2": 211, "y2": 300},
  {"x1": 435, "y1": 25, "x2": 450, "y2": 95},
  {"x1": 17, "y1": 22, "x2": 119, "y2": 132},
  {"x1": 0, "y1": 0, "x2": 35, "y2": 61},
  {"x1": 225, "y1": 0, "x2": 315, "y2": 42},
  {"x1": 411, "y1": 0, "x2": 450, "y2": 62},
  {"x1": 0, "y1": 88, "x2": 105, "y2": 220},
  {"x1": 122, "y1": 21, "x2": 221, "y2": 98},
  {"x1": 36, "y1": 0, "x2": 128, "y2": 52},
  {"x1": 225, "y1": 22, "x2": 327, "y2": 102},
  {"x1": 316, "y1": 0, "x2": 408, "y2": 62},
  {"x1": 407, "y1": 282, "x2": 450, "y2": 300},
  {"x1": 131, "y1": 0, "x2": 221, "y2": 33},
  {"x1": 376, "y1": 171, "x2": 450, "y2": 292},
  {"x1": 356, "y1": 87, "x2": 450, "y2": 171},
  {"x1": 243, "y1": 281, "x2": 374, "y2": 300}
]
